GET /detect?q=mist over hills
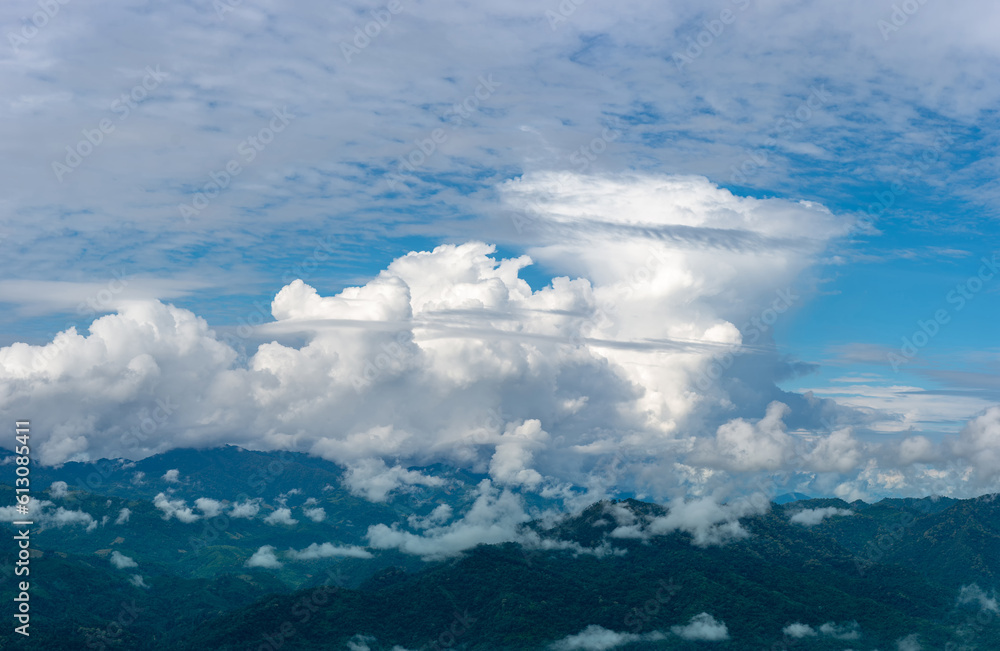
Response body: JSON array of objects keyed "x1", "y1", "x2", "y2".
[{"x1": 1, "y1": 446, "x2": 998, "y2": 649}]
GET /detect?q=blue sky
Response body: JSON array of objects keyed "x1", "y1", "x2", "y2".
[{"x1": 2, "y1": 0, "x2": 999, "y2": 499}]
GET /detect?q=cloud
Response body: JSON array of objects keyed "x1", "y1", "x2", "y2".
[
  {"x1": 48, "y1": 481, "x2": 69, "y2": 498},
  {"x1": 115, "y1": 507, "x2": 131, "y2": 524},
  {"x1": 194, "y1": 498, "x2": 224, "y2": 518},
  {"x1": 783, "y1": 621, "x2": 861, "y2": 641},
  {"x1": 789, "y1": 507, "x2": 854, "y2": 526},
  {"x1": 951, "y1": 406, "x2": 1000, "y2": 485},
  {"x1": 162, "y1": 469, "x2": 180, "y2": 483},
  {"x1": 128, "y1": 575, "x2": 149, "y2": 589},
  {"x1": 897, "y1": 633, "x2": 923, "y2": 651},
  {"x1": 110, "y1": 551, "x2": 138, "y2": 569},
  {"x1": 670, "y1": 613, "x2": 729, "y2": 641},
  {"x1": 366, "y1": 479, "x2": 532, "y2": 560},
  {"x1": 782, "y1": 623, "x2": 817, "y2": 638},
  {"x1": 958, "y1": 584, "x2": 999, "y2": 613},
  {"x1": 264, "y1": 508, "x2": 298, "y2": 526},
  {"x1": 245, "y1": 545, "x2": 282, "y2": 569},
  {"x1": 0, "y1": 500, "x2": 100, "y2": 532},
  {"x1": 303, "y1": 507, "x2": 327, "y2": 523},
  {"x1": 612, "y1": 496, "x2": 767, "y2": 547},
  {"x1": 489, "y1": 419, "x2": 550, "y2": 489},
  {"x1": 341, "y1": 458, "x2": 445, "y2": 503},
  {"x1": 549, "y1": 625, "x2": 666, "y2": 650},
  {"x1": 286, "y1": 543, "x2": 373, "y2": 561},
  {"x1": 152, "y1": 493, "x2": 200, "y2": 523},
  {"x1": 818, "y1": 621, "x2": 860, "y2": 640},
  {"x1": 230, "y1": 498, "x2": 262, "y2": 519},
  {"x1": 0, "y1": 176, "x2": 996, "y2": 503}
]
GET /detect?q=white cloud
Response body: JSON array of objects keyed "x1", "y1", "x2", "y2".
[
  {"x1": 245, "y1": 545, "x2": 282, "y2": 569},
  {"x1": 489, "y1": 419, "x2": 550, "y2": 489},
  {"x1": 782, "y1": 622, "x2": 817, "y2": 638},
  {"x1": 613, "y1": 496, "x2": 767, "y2": 547},
  {"x1": 128, "y1": 574, "x2": 149, "y2": 589},
  {"x1": 958, "y1": 584, "x2": 999, "y2": 613},
  {"x1": 303, "y1": 507, "x2": 326, "y2": 523},
  {"x1": 264, "y1": 507, "x2": 298, "y2": 526},
  {"x1": 152, "y1": 493, "x2": 200, "y2": 523},
  {"x1": 110, "y1": 551, "x2": 138, "y2": 569},
  {"x1": 789, "y1": 507, "x2": 854, "y2": 527},
  {"x1": 0, "y1": 177, "x2": 996, "y2": 503},
  {"x1": 48, "y1": 481, "x2": 68, "y2": 498},
  {"x1": 342, "y1": 458, "x2": 445, "y2": 503},
  {"x1": 897, "y1": 633, "x2": 923, "y2": 651},
  {"x1": 286, "y1": 543, "x2": 373, "y2": 560},
  {"x1": 1, "y1": 500, "x2": 101, "y2": 532},
  {"x1": 818, "y1": 621, "x2": 860, "y2": 641},
  {"x1": 670, "y1": 613, "x2": 729, "y2": 641},
  {"x1": 230, "y1": 498, "x2": 262, "y2": 519},
  {"x1": 367, "y1": 479, "x2": 532, "y2": 560},
  {"x1": 115, "y1": 507, "x2": 131, "y2": 524},
  {"x1": 194, "y1": 497, "x2": 224, "y2": 518},
  {"x1": 162, "y1": 469, "x2": 180, "y2": 483},
  {"x1": 549, "y1": 625, "x2": 666, "y2": 651}
]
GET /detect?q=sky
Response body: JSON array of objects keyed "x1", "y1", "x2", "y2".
[{"x1": 1, "y1": 0, "x2": 999, "y2": 502}]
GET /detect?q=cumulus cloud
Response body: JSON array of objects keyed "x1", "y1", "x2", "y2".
[
  {"x1": 286, "y1": 543, "x2": 373, "y2": 561},
  {"x1": 264, "y1": 508, "x2": 298, "y2": 526},
  {"x1": 162, "y1": 469, "x2": 180, "y2": 483},
  {"x1": 612, "y1": 496, "x2": 767, "y2": 547},
  {"x1": 951, "y1": 407, "x2": 1000, "y2": 485},
  {"x1": 549, "y1": 625, "x2": 666, "y2": 651},
  {"x1": 342, "y1": 458, "x2": 445, "y2": 503},
  {"x1": 783, "y1": 622, "x2": 817, "y2": 638},
  {"x1": 783, "y1": 621, "x2": 860, "y2": 641},
  {"x1": 245, "y1": 545, "x2": 282, "y2": 569},
  {"x1": 818, "y1": 621, "x2": 860, "y2": 640},
  {"x1": 897, "y1": 633, "x2": 923, "y2": 651},
  {"x1": 670, "y1": 613, "x2": 729, "y2": 641},
  {"x1": 194, "y1": 498, "x2": 224, "y2": 518},
  {"x1": 230, "y1": 498, "x2": 262, "y2": 519},
  {"x1": 789, "y1": 507, "x2": 854, "y2": 526},
  {"x1": 958, "y1": 584, "x2": 999, "y2": 613},
  {"x1": 129, "y1": 575, "x2": 149, "y2": 589},
  {"x1": 152, "y1": 493, "x2": 200, "y2": 523},
  {"x1": 367, "y1": 479, "x2": 532, "y2": 560},
  {"x1": 115, "y1": 508, "x2": 131, "y2": 524},
  {"x1": 48, "y1": 481, "x2": 69, "y2": 498},
  {"x1": 1, "y1": 174, "x2": 995, "y2": 503},
  {"x1": 489, "y1": 419, "x2": 550, "y2": 489},
  {"x1": 110, "y1": 551, "x2": 138, "y2": 569},
  {"x1": 303, "y1": 507, "x2": 327, "y2": 523},
  {"x1": 0, "y1": 500, "x2": 99, "y2": 532}
]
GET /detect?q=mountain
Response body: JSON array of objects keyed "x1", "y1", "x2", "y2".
[{"x1": 1, "y1": 447, "x2": 998, "y2": 649}]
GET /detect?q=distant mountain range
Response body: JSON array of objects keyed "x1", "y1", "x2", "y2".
[{"x1": 1, "y1": 446, "x2": 998, "y2": 650}]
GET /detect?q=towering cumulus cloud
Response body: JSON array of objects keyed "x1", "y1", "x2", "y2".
[{"x1": 1, "y1": 173, "x2": 996, "y2": 499}]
